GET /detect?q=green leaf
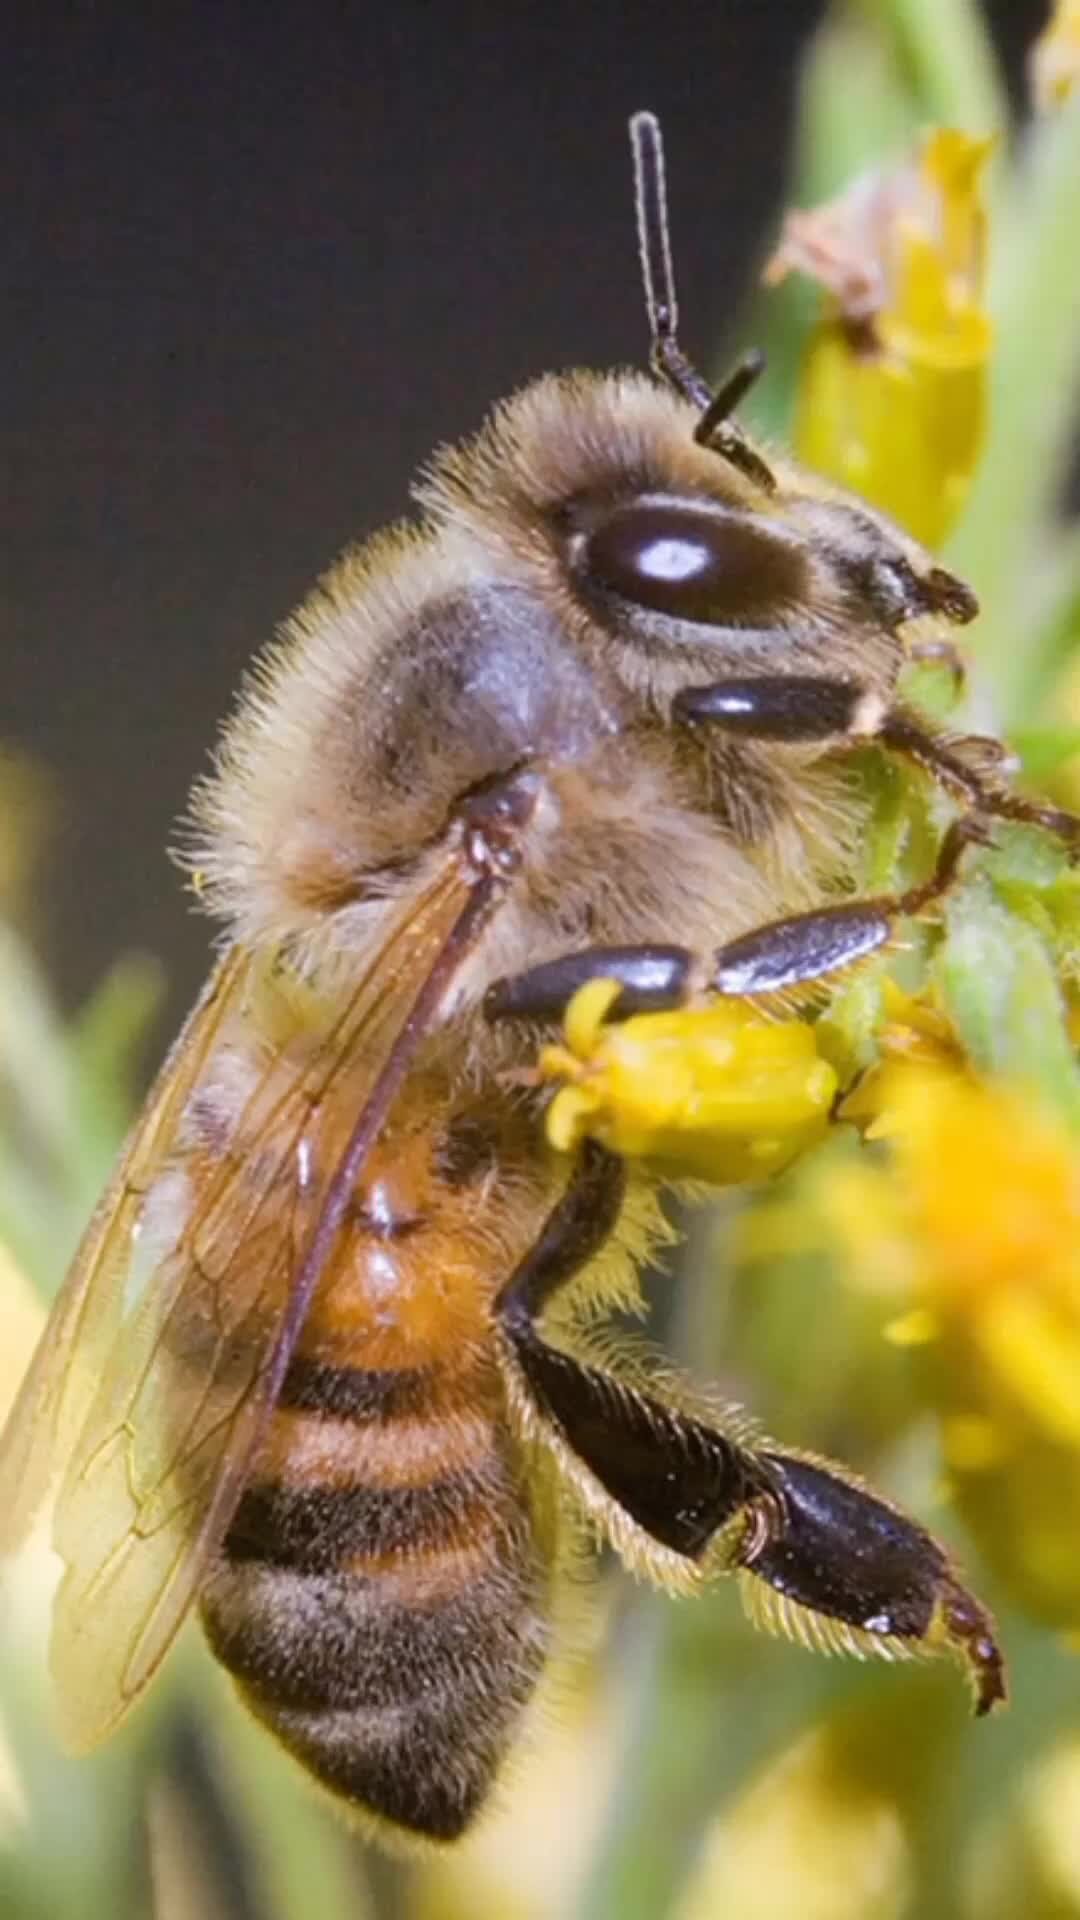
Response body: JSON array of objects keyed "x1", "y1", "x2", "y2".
[
  {"x1": 1012, "y1": 726, "x2": 1080, "y2": 783},
  {"x1": 938, "y1": 880, "x2": 1080, "y2": 1125}
]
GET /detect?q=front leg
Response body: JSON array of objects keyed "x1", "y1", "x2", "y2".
[
  {"x1": 674, "y1": 672, "x2": 1080, "y2": 850},
  {"x1": 497, "y1": 1146, "x2": 1005, "y2": 1711}
]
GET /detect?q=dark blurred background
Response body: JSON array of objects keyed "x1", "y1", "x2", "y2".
[{"x1": 4, "y1": 0, "x2": 1044, "y2": 1020}]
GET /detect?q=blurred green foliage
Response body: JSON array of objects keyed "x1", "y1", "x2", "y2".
[{"x1": 5, "y1": 4, "x2": 1080, "y2": 1917}]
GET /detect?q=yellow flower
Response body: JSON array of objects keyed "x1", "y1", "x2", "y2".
[
  {"x1": 676, "y1": 1708, "x2": 912, "y2": 1920},
  {"x1": 807, "y1": 1043, "x2": 1080, "y2": 1624},
  {"x1": 1030, "y1": 1, "x2": 1080, "y2": 112},
  {"x1": 726, "y1": 936, "x2": 1080, "y2": 1623},
  {"x1": 966, "y1": 1736, "x2": 1080, "y2": 1919},
  {"x1": 539, "y1": 979, "x2": 836, "y2": 1184},
  {"x1": 881, "y1": 1070, "x2": 1080, "y2": 1327},
  {"x1": 764, "y1": 130, "x2": 994, "y2": 548},
  {"x1": 838, "y1": 980, "x2": 968, "y2": 1137}
]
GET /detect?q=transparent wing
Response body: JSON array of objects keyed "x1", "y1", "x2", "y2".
[
  {"x1": 0, "y1": 946, "x2": 246, "y2": 1558},
  {"x1": 0, "y1": 855, "x2": 484, "y2": 1750}
]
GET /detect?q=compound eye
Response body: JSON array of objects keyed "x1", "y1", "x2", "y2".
[{"x1": 581, "y1": 500, "x2": 805, "y2": 627}]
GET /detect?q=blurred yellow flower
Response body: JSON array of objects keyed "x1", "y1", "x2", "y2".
[
  {"x1": 839, "y1": 980, "x2": 969, "y2": 1136},
  {"x1": 1030, "y1": 0, "x2": 1080, "y2": 112},
  {"x1": 539, "y1": 979, "x2": 836, "y2": 1182},
  {"x1": 885, "y1": 1067, "x2": 1080, "y2": 1623},
  {"x1": 764, "y1": 130, "x2": 994, "y2": 548},
  {"x1": 772, "y1": 1033, "x2": 1080, "y2": 1626},
  {"x1": 966, "y1": 1736, "x2": 1080, "y2": 1919},
  {"x1": 862, "y1": 1069, "x2": 1080, "y2": 1408},
  {"x1": 675, "y1": 1704, "x2": 914, "y2": 1920}
]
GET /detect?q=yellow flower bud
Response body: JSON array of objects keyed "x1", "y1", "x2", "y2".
[
  {"x1": 539, "y1": 980, "x2": 836, "y2": 1183},
  {"x1": 764, "y1": 130, "x2": 994, "y2": 548}
]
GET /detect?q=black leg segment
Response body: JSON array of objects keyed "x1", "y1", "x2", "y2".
[
  {"x1": 878, "y1": 708, "x2": 1080, "y2": 851},
  {"x1": 672, "y1": 668, "x2": 1080, "y2": 854},
  {"x1": 496, "y1": 1141, "x2": 626, "y2": 1330},
  {"x1": 486, "y1": 819, "x2": 986, "y2": 1024},
  {"x1": 710, "y1": 816, "x2": 988, "y2": 996},
  {"x1": 497, "y1": 1144, "x2": 763, "y2": 1557},
  {"x1": 484, "y1": 945, "x2": 696, "y2": 1025},
  {"x1": 495, "y1": 1148, "x2": 1005, "y2": 1712},
  {"x1": 740, "y1": 1451, "x2": 1006, "y2": 1715},
  {"x1": 674, "y1": 674, "x2": 866, "y2": 741},
  {"x1": 509, "y1": 1330, "x2": 764, "y2": 1558}
]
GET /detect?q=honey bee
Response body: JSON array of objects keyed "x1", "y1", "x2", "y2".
[{"x1": 2, "y1": 111, "x2": 1075, "y2": 1846}]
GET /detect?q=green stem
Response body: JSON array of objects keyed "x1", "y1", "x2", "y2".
[
  {"x1": 746, "y1": 5, "x2": 919, "y2": 440},
  {"x1": 949, "y1": 101, "x2": 1080, "y2": 718},
  {"x1": 575, "y1": 1595, "x2": 830, "y2": 1920},
  {"x1": 574, "y1": 1207, "x2": 836, "y2": 1919},
  {"x1": 850, "y1": 0, "x2": 1006, "y2": 134}
]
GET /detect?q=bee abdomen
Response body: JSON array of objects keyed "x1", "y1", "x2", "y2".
[
  {"x1": 222, "y1": 1468, "x2": 496, "y2": 1568},
  {"x1": 200, "y1": 1361, "x2": 550, "y2": 1840}
]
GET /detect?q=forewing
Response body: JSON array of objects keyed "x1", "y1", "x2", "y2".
[
  {"x1": 0, "y1": 947, "x2": 245, "y2": 1556},
  {"x1": 3, "y1": 856, "x2": 484, "y2": 1751}
]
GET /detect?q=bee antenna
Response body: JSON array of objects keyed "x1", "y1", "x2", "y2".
[
  {"x1": 628, "y1": 111, "x2": 776, "y2": 492},
  {"x1": 697, "y1": 348, "x2": 767, "y2": 435},
  {"x1": 629, "y1": 111, "x2": 711, "y2": 409}
]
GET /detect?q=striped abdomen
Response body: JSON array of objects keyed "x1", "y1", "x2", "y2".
[{"x1": 200, "y1": 1351, "x2": 550, "y2": 1840}]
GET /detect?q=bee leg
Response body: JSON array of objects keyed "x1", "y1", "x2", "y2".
[
  {"x1": 496, "y1": 1145, "x2": 1005, "y2": 1712},
  {"x1": 737, "y1": 1450, "x2": 1006, "y2": 1714},
  {"x1": 496, "y1": 1140, "x2": 768, "y2": 1562},
  {"x1": 906, "y1": 637, "x2": 968, "y2": 696},
  {"x1": 486, "y1": 812, "x2": 983, "y2": 1022},
  {"x1": 873, "y1": 705, "x2": 1080, "y2": 850},
  {"x1": 674, "y1": 673, "x2": 879, "y2": 742},
  {"x1": 484, "y1": 944, "x2": 697, "y2": 1023},
  {"x1": 674, "y1": 673, "x2": 1080, "y2": 852},
  {"x1": 710, "y1": 815, "x2": 986, "y2": 996}
]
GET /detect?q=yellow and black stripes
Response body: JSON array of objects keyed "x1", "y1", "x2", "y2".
[
  {"x1": 200, "y1": 1355, "x2": 549, "y2": 1840},
  {"x1": 275, "y1": 1355, "x2": 433, "y2": 1419},
  {"x1": 223, "y1": 1469, "x2": 495, "y2": 1566}
]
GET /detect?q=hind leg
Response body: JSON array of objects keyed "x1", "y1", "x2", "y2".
[{"x1": 495, "y1": 1141, "x2": 1005, "y2": 1714}]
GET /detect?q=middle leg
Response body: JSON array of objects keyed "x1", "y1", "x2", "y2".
[{"x1": 485, "y1": 815, "x2": 987, "y2": 1023}]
